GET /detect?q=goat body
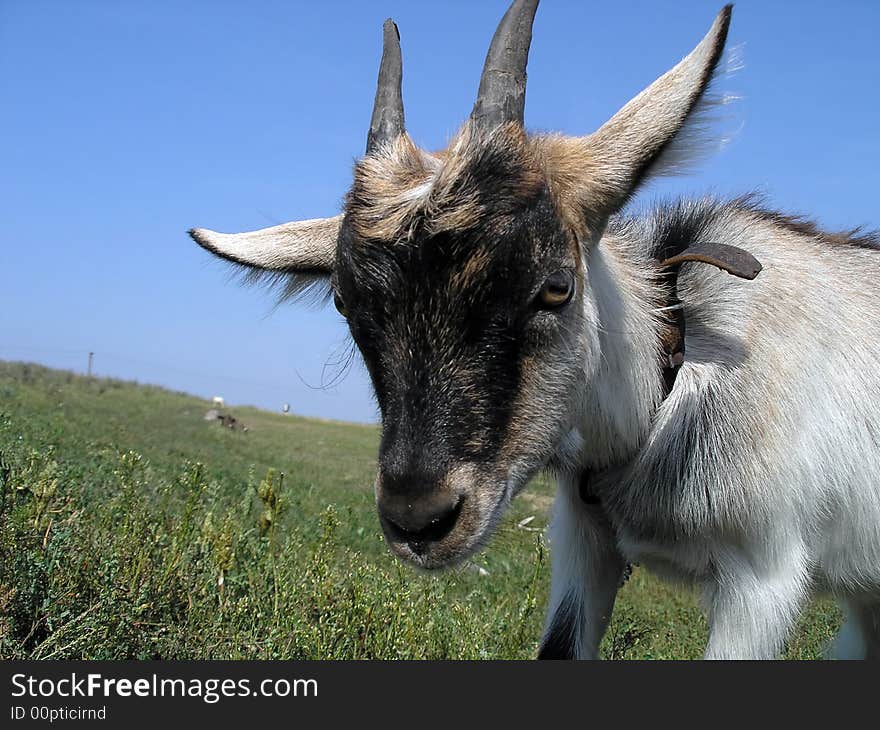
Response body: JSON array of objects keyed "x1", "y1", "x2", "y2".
[
  {"x1": 190, "y1": 2, "x2": 880, "y2": 659},
  {"x1": 542, "y1": 196, "x2": 880, "y2": 659}
]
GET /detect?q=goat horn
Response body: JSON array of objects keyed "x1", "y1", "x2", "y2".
[
  {"x1": 471, "y1": 0, "x2": 539, "y2": 131},
  {"x1": 366, "y1": 19, "x2": 405, "y2": 154}
]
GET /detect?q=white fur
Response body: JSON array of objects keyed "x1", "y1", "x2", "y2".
[
  {"x1": 544, "y1": 201, "x2": 880, "y2": 659},
  {"x1": 544, "y1": 474, "x2": 627, "y2": 658}
]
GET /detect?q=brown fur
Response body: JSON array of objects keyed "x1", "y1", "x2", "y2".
[
  {"x1": 348, "y1": 121, "x2": 667, "y2": 254},
  {"x1": 346, "y1": 123, "x2": 547, "y2": 245},
  {"x1": 449, "y1": 246, "x2": 493, "y2": 292},
  {"x1": 532, "y1": 134, "x2": 613, "y2": 241}
]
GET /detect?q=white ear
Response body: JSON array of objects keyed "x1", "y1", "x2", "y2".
[
  {"x1": 189, "y1": 215, "x2": 342, "y2": 273},
  {"x1": 558, "y1": 5, "x2": 733, "y2": 220}
]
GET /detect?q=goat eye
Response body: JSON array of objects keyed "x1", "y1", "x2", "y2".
[
  {"x1": 333, "y1": 292, "x2": 348, "y2": 317},
  {"x1": 536, "y1": 270, "x2": 575, "y2": 309}
]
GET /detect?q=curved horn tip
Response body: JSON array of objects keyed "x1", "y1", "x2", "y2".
[{"x1": 471, "y1": 0, "x2": 540, "y2": 131}]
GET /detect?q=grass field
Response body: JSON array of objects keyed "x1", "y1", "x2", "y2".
[{"x1": 0, "y1": 361, "x2": 841, "y2": 659}]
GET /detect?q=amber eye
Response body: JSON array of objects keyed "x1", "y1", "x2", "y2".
[
  {"x1": 333, "y1": 292, "x2": 348, "y2": 317},
  {"x1": 536, "y1": 270, "x2": 575, "y2": 310}
]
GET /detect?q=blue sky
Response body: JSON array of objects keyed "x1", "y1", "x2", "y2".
[{"x1": 2, "y1": 0, "x2": 878, "y2": 423}]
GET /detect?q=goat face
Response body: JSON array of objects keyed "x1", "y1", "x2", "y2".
[
  {"x1": 190, "y1": 0, "x2": 732, "y2": 569},
  {"x1": 336, "y1": 127, "x2": 590, "y2": 567}
]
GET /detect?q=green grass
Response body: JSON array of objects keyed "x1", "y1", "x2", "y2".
[{"x1": 0, "y1": 361, "x2": 840, "y2": 659}]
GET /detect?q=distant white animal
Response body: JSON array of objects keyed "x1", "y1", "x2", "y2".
[{"x1": 212, "y1": 396, "x2": 225, "y2": 409}]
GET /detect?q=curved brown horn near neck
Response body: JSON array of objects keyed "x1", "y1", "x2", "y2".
[
  {"x1": 470, "y1": 0, "x2": 539, "y2": 132},
  {"x1": 366, "y1": 19, "x2": 405, "y2": 154}
]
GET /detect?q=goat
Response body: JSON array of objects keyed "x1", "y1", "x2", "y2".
[
  {"x1": 190, "y1": 1, "x2": 880, "y2": 659},
  {"x1": 212, "y1": 396, "x2": 225, "y2": 409}
]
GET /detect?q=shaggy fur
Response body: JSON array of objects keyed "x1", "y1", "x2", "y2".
[
  {"x1": 190, "y1": 3, "x2": 880, "y2": 658},
  {"x1": 540, "y1": 196, "x2": 880, "y2": 658}
]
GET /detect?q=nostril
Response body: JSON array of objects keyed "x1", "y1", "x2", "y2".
[{"x1": 382, "y1": 497, "x2": 464, "y2": 548}]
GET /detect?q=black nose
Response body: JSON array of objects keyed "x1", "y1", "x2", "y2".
[{"x1": 377, "y1": 489, "x2": 464, "y2": 553}]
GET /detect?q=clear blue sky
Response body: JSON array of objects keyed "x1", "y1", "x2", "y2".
[{"x1": 2, "y1": 0, "x2": 878, "y2": 423}]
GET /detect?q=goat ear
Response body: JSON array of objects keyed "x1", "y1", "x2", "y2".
[
  {"x1": 189, "y1": 216, "x2": 340, "y2": 274},
  {"x1": 558, "y1": 6, "x2": 732, "y2": 226}
]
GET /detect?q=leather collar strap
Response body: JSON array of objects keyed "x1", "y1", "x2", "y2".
[
  {"x1": 577, "y1": 242, "x2": 762, "y2": 510},
  {"x1": 658, "y1": 242, "x2": 762, "y2": 394}
]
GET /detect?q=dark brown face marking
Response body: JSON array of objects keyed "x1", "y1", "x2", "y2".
[{"x1": 332, "y1": 126, "x2": 588, "y2": 567}]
